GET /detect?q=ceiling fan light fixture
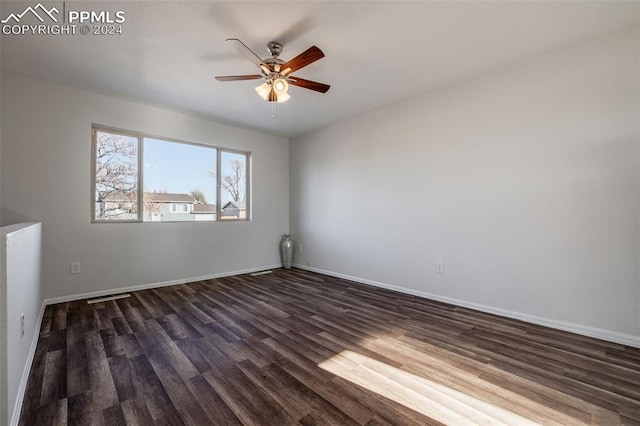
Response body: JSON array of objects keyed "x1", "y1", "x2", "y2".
[
  {"x1": 256, "y1": 80, "x2": 290, "y2": 103},
  {"x1": 276, "y1": 92, "x2": 290, "y2": 103},
  {"x1": 272, "y1": 78, "x2": 289, "y2": 96},
  {"x1": 255, "y1": 82, "x2": 271, "y2": 101}
]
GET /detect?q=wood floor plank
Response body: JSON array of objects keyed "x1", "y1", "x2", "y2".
[
  {"x1": 236, "y1": 358, "x2": 312, "y2": 420},
  {"x1": 201, "y1": 367, "x2": 271, "y2": 425},
  {"x1": 145, "y1": 350, "x2": 211, "y2": 424},
  {"x1": 108, "y1": 355, "x2": 136, "y2": 402},
  {"x1": 114, "y1": 298, "x2": 149, "y2": 333},
  {"x1": 156, "y1": 313, "x2": 203, "y2": 341},
  {"x1": 100, "y1": 327, "x2": 125, "y2": 359},
  {"x1": 119, "y1": 397, "x2": 154, "y2": 426},
  {"x1": 330, "y1": 374, "x2": 446, "y2": 426},
  {"x1": 262, "y1": 363, "x2": 363, "y2": 426},
  {"x1": 51, "y1": 303, "x2": 68, "y2": 332},
  {"x1": 101, "y1": 404, "x2": 127, "y2": 426},
  {"x1": 67, "y1": 391, "x2": 101, "y2": 426},
  {"x1": 46, "y1": 328, "x2": 66, "y2": 353},
  {"x1": 18, "y1": 268, "x2": 640, "y2": 425},
  {"x1": 263, "y1": 338, "x2": 378, "y2": 424},
  {"x1": 133, "y1": 290, "x2": 176, "y2": 319},
  {"x1": 32, "y1": 397, "x2": 67, "y2": 426},
  {"x1": 40, "y1": 349, "x2": 66, "y2": 407},
  {"x1": 39, "y1": 305, "x2": 54, "y2": 337},
  {"x1": 222, "y1": 360, "x2": 295, "y2": 425},
  {"x1": 66, "y1": 329, "x2": 91, "y2": 398},
  {"x1": 186, "y1": 374, "x2": 242, "y2": 426},
  {"x1": 128, "y1": 354, "x2": 183, "y2": 422},
  {"x1": 85, "y1": 331, "x2": 118, "y2": 408}
]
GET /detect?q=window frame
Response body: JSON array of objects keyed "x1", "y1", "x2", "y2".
[
  {"x1": 91, "y1": 124, "x2": 251, "y2": 223},
  {"x1": 218, "y1": 147, "x2": 251, "y2": 221},
  {"x1": 91, "y1": 126, "x2": 142, "y2": 223}
]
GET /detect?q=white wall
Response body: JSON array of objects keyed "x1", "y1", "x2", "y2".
[
  {"x1": 1, "y1": 73, "x2": 289, "y2": 300},
  {"x1": 1, "y1": 222, "x2": 42, "y2": 426},
  {"x1": 290, "y1": 26, "x2": 640, "y2": 343}
]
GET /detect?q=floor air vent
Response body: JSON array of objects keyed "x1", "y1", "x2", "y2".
[{"x1": 87, "y1": 294, "x2": 131, "y2": 304}]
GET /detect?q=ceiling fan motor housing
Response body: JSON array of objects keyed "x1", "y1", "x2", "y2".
[
  {"x1": 263, "y1": 56, "x2": 286, "y2": 78},
  {"x1": 267, "y1": 41, "x2": 283, "y2": 57}
]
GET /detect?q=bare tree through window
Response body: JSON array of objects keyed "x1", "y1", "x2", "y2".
[
  {"x1": 210, "y1": 152, "x2": 247, "y2": 203},
  {"x1": 94, "y1": 131, "x2": 138, "y2": 220},
  {"x1": 222, "y1": 160, "x2": 245, "y2": 202},
  {"x1": 190, "y1": 188, "x2": 208, "y2": 204}
]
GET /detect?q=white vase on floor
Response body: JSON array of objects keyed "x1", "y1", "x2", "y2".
[{"x1": 281, "y1": 234, "x2": 293, "y2": 269}]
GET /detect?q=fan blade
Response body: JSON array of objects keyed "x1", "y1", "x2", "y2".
[
  {"x1": 215, "y1": 75, "x2": 263, "y2": 82},
  {"x1": 281, "y1": 46, "x2": 324, "y2": 75},
  {"x1": 288, "y1": 76, "x2": 330, "y2": 93},
  {"x1": 225, "y1": 38, "x2": 269, "y2": 71}
]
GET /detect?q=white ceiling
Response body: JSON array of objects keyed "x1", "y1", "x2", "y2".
[{"x1": 1, "y1": 1, "x2": 638, "y2": 138}]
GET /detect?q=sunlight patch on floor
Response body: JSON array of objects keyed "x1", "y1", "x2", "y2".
[{"x1": 318, "y1": 349, "x2": 539, "y2": 425}]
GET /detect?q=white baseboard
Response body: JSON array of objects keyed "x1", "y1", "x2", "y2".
[
  {"x1": 44, "y1": 264, "x2": 282, "y2": 305},
  {"x1": 10, "y1": 302, "x2": 46, "y2": 426},
  {"x1": 293, "y1": 264, "x2": 640, "y2": 349}
]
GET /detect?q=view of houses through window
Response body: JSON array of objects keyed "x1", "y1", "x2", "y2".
[{"x1": 93, "y1": 127, "x2": 249, "y2": 222}]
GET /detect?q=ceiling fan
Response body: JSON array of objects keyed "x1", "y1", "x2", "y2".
[{"x1": 215, "y1": 39, "x2": 330, "y2": 103}]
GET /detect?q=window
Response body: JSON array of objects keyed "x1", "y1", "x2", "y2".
[
  {"x1": 91, "y1": 126, "x2": 250, "y2": 223},
  {"x1": 143, "y1": 137, "x2": 215, "y2": 222},
  {"x1": 220, "y1": 151, "x2": 248, "y2": 220},
  {"x1": 93, "y1": 130, "x2": 139, "y2": 221},
  {"x1": 171, "y1": 204, "x2": 189, "y2": 213}
]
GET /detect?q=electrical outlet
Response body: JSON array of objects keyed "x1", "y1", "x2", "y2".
[
  {"x1": 436, "y1": 261, "x2": 445, "y2": 274},
  {"x1": 70, "y1": 262, "x2": 81, "y2": 274},
  {"x1": 20, "y1": 313, "x2": 25, "y2": 337},
  {"x1": 297, "y1": 243, "x2": 303, "y2": 253},
  {"x1": 308, "y1": 261, "x2": 313, "y2": 267}
]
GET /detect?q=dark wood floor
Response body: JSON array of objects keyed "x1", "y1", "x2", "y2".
[{"x1": 19, "y1": 268, "x2": 640, "y2": 425}]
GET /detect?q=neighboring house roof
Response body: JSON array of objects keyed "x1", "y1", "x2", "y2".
[
  {"x1": 192, "y1": 203, "x2": 216, "y2": 214},
  {"x1": 101, "y1": 193, "x2": 232, "y2": 211},
  {"x1": 144, "y1": 192, "x2": 195, "y2": 203},
  {"x1": 222, "y1": 200, "x2": 246, "y2": 210}
]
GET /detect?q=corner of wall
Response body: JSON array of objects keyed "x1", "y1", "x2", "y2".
[
  {"x1": 1, "y1": 222, "x2": 43, "y2": 426},
  {"x1": 1, "y1": 233, "x2": 8, "y2": 426}
]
